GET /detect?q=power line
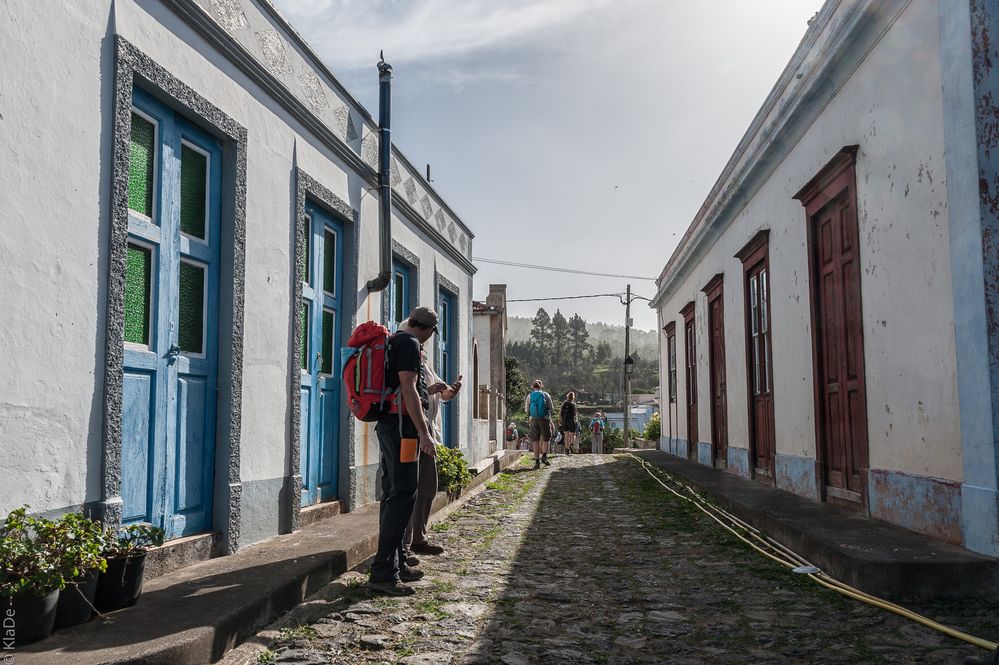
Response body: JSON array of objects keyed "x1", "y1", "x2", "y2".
[
  {"x1": 473, "y1": 256, "x2": 656, "y2": 281},
  {"x1": 508, "y1": 293, "x2": 625, "y2": 303}
]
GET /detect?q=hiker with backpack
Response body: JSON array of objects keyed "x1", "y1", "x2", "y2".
[
  {"x1": 591, "y1": 410, "x2": 606, "y2": 454},
  {"x1": 351, "y1": 306, "x2": 438, "y2": 596},
  {"x1": 525, "y1": 379, "x2": 555, "y2": 469},
  {"x1": 559, "y1": 392, "x2": 579, "y2": 456}
]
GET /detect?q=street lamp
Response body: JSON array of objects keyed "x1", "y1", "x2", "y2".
[{"x1": 623, "y1": 355, "x2": 635, "y2": 446}]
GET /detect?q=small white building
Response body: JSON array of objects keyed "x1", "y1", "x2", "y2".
[
  {"x1": 0, "y1": 0, "x2": 485, "y2": 557},
  {"x1": 652, "y1": 0, "x2": 999, "y2": 557}
]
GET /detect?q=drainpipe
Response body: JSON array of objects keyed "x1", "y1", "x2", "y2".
[{"x1": 366, "y1": 52, "x2": 393, "y2": 302}]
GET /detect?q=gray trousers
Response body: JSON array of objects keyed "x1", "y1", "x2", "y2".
[{"x1": 404, "y1": 452, "x2": 438, "y2": 549}]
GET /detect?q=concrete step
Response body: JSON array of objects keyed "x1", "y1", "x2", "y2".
[
  {"x1": 632, "y1": 450, "x2": 999, "y2": 601},
  {"x1": 17, "y1": 449, "x2": 524, "y2": 665}
]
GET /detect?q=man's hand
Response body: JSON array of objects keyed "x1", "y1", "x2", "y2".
[
  {"x1": 449, "y1": 374, "x2": 463, "y2": 394},
  {"x1": 419, "y1": 432, "x2": 436, "y2": 458},
  {"x1": 427, "y1": 381, "x2": 449, "y2": 395}
]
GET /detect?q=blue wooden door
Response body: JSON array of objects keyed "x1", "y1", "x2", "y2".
[
  {"x1": 120, "y1": 89, "x2": 220, "y2": 539},
  {"x1": 438, "y1": 288, "x2": 456, "y2": 447},
  {"x1": 389, "y1": 259, "x2": 411, "y2": 332},
  {"x1": 300, "y1": 203, "x2": 344, "y2": 505}
]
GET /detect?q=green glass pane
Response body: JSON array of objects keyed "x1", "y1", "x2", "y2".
[
  {"x1": 323, "y1": 229, "x2": 336, "y2": 293},
  {"x1": 321, "y1": 309, "x2": 335, "y2": 374},
  {"x1": 128, "y1": 113, "x2": 154, "y2": 217},
  {"x1": 301, "y1": 303, "x2": 309, "y2": 370},
  {"x1": 124, "y1": 244, "x2": 151, "y2": 344},
  {"x1": 180, "y1": 144, "x2": 207, "y2": 239},
  {"x1": 178, "y1": 262, "x2": 205, "y2": 354}
]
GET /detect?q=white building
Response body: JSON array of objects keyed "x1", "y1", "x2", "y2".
[
  {"x1": 652, "y1": 0, "x2": 999, "y2": 557},
  {"x1": 0, "y1": 0, "x2": 488, "y2": 557}
]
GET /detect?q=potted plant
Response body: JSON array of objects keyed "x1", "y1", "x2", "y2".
[
  {"x1": 52, "y1": 512, "x2": 107, "y2": 629},
  {"x1": 95, "y1": 523, "x2": 163, "y2": 612},
  {"x1": 0, "y1": 507, "x2": 66, "y2": 644}
]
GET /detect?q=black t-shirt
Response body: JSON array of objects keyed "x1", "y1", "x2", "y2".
[
  {"x1": 560, "y1": 402, "x2": 577, "y2": 426},
  {"x1": 379, "y1": 331, "x2": 429, "y2": 437}
]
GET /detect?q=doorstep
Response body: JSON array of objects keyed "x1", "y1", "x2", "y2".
[
  {"x1": 16, "y1": 449, "x2": 525, "y2": 665},
  {"x1": 631, "y1": 450, "x2": 999, "y2": 601}
]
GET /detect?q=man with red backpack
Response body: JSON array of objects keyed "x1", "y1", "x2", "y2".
[
  {"x1": 366, "y1": 306, "x2": 439, "y2": 596},
  {"x1": 591, "y1": 411, "x2": 606, "y2": 454}
]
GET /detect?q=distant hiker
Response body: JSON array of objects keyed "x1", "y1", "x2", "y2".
[
  {"x1": 525, "y1": 379, "x2": 554, "y2": 469},
  {"x1": 368, "y1": 306, "x2": 438, "y2": 596},
  {"x1": 403, "y1": 355, "x2": 461, "y2": 565},
  {"x1": 591, "y1": 411, "x2": 605, "y2": 454},
  {"x1": 560, "y1": 392, "x2": 578, "y2": 455},
  {"x1": 506, "y1": 421, "x2": 519, "y2": 448}
]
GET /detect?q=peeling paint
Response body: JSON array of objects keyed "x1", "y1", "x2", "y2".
[{"x1": 868, "y1": 469, "x2": 962, "y2": 544}]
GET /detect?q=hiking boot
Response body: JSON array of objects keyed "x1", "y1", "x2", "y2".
[
  {"x1": 399, "y1": 566, "x2": 424, "y2": 582},
  {"x1": 402, "y1": 550, "x2": 421, "y2": 567},
  {"x1": 366, "y1": 579, "x2": 416, "y2": 596},
  {"x1": 533, "y1": 459, "x2": 541, "y2": 470},
  {"x1": 411, "y1": 541, "x2": 445, "y2": 556},
  {"x1": 541, "y1": 455, "x2": 551, "y2": 467}
]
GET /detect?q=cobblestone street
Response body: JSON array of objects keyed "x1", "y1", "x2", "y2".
[{"x1": 260, "y1": 454, "x2": 999, "y2": 665}]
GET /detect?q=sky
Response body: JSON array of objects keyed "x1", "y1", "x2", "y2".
[{"x1": 272, "y1": 0, "x2": 824, "y2": 331}]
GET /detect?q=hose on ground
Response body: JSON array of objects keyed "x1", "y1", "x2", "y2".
[{"x1": 624, "y1": 453, "x2": 998, "y2": 653}]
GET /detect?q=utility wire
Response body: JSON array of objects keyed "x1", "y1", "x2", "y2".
[
  {"x1": 473, "y1": 256, "x2": 656, "y2": 281},
  {"x1": 507, "y1": 293, "x2": 625, "y2": 303}
]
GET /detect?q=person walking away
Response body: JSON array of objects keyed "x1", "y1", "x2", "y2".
[
  {"x1": 559, "y1": 392, "x2": 578, "y2": 456},
  {"x1": 368, "y1": 306, "x2": 438, "y2": 596},
  {"x1": 591, "y1": 411, "x2": 605, "y2": 454},
  {"x1": 402, "y1": 355, "x2": 461, "y2": 564},
  {"x1": 526, "y1": 379, "x2": 554, "y2": 469}
]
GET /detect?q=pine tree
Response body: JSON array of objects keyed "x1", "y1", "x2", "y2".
[
  {"x1": 551, "y1": 310, "x2": 569, "y2": 370},
  {"x1": 568, "y1": 314, "x2": 591, "y2": 361},
  {"x1": 530, "y1": 308, "x2": 553, "y2": 367}
]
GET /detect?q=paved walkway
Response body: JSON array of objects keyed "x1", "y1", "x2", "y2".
[{"x1": 255, "y1": 454, "x2": 999, "y2": 665}]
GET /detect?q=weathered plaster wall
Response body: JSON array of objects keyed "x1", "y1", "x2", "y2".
[
  {"x1": 0, "y1": 0, "x2": 478, "y2": 548},
  {"x1": 654, "y1": 1, "x2": 962, "y2": 493},
  {"x1": 0, "y1": 0, "x2": 112, "y2": 515}
]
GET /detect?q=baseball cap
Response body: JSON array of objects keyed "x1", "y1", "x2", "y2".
[{"x1": 409, "y1": 306, "x2": 439, "y2": 329}]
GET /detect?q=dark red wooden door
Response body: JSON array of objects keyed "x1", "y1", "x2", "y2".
[
  {"x1": 683, "y1": 311, "x2": 698, "y2": 459},
  {"x1": 747, "y1": 261, "x2": 775, "y2": 479},
  {"x1": 812, "y1": 191, "x2": 868, "y2": 500},
  {"x1": 707, "y1": 289, "x2": 727, "y2": 467}
]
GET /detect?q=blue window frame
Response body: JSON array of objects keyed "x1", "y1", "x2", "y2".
[
  {"x1": 438, "y1": 288, "x2": 457, "y2": 447},
  {"x1": 120, "y1": 87, "x2": 222, "y2": 540},
  {"x1": 389, "y1": 258, "x2": 412, "y2": 331}
]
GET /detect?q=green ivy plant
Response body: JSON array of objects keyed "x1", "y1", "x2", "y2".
[
  {"x1": 435, "y1": 445, "x2": 472, "y2": 497},
  {"x1": 1, "y1": 507, "x2": 63, "y2": 597},
  {"x1": 102, "y1": 523, "x2": 165, "y2": 559}
]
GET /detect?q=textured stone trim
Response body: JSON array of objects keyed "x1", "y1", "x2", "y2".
[
  {"x1": 163, "y1": 0, "x2": 374, "y2": 182},
  {"x1": 381, "y1": 240, "x2": 422, "y2": 322},
  {"x1": 290, "y1": 169, "x2": 360, "y2": 528},
  {"x1": 393, "y1": 196, "x2": 476, "y2": 274},
  {"x1": 434, "y1": 272, "x2": 461, "y2": 447},
  {"x1": 103, "y1": 37, "x2": 247, "y2": 554}
]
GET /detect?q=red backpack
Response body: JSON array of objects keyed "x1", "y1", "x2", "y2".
[{"x1": 342, "y1": 321, "x2": 398, "y2": 422}]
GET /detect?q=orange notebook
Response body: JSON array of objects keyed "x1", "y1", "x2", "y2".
[{"x1": 400, "y1": 438, "x2": 419, "y2": 463}]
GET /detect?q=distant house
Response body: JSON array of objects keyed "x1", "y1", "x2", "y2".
[
  {"x1": 472, "y1": 285, "x2": 508, "y2": 461},
  {"x1": 651, "y1": 0, "x2": 999, "y2": 557},
  {"x1": 605, "y1": 405, "x2": 656, "y2": 435}
]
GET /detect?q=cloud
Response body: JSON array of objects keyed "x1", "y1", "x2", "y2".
[{"x1": 273, "y1": 0, "x2": 624, "y2": 70}]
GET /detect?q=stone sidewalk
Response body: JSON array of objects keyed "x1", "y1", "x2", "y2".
[{"x1": 243, "y1": 454, "x2": 999, "y2": 665}]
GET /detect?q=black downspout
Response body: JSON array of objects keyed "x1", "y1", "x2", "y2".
[{"x1": 366, "y1": 53, "x2": 393, "y2": 304}]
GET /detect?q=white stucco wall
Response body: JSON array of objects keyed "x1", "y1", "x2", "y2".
[
  {"x1": 0, "y1": 0, "x2": 111, "y2": 514},
  {"x1": 0, "y1": 0, "x2": 479, "y2": 539},
  {"x1": 654, "y1": 1, "x2": 962, "y2": 482}
]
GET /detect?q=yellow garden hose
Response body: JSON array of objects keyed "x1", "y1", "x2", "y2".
[{"x1": 625, "y1": 453, "x2": 998, "y2": 653}]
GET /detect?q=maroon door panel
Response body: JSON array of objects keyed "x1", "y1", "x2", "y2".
[
  {"x1": 795, "y1": 147, "x2": 869, "y2": 505},
  {"x1": 681, "y1": 302, "x2": 698, "y2": 459},
  {"x1": 736, "y1": 231, "x2": 776, "y2": 482},
  {"x1": 703, "y1": 276, "x2": 727, "y2": 468}
]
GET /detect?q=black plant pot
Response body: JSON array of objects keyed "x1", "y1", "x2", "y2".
[
  {"x1": 2, "y1": 589, "x2": 60, "y2": 645},
  {"x1": 95, "y1": 553, "x2": 147, "y2": 612},
  {"x1": 54, "y1": 569, "x2": 100, "y2": 628}
]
